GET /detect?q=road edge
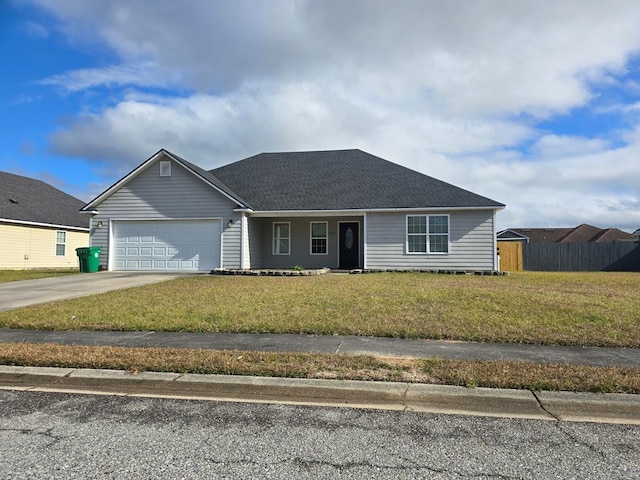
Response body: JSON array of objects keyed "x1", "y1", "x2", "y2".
[{"x1": 0, "y1": 365, "x2": 637, "y2": 425}]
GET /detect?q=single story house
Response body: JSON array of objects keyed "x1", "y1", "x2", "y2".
[
  {"x1": 0, "y1": 171, "x2": 89, "y2": 269},
  {"x1": 81, "y1": 149, "x2": 505, "y2": 272},
  {"x1": 497, "y1": 224, "x2": 638, "y2": 243}
]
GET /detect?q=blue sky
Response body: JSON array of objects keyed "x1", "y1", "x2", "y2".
[{"x1": 2, "y1": 0, "x2": 640, "y2": 232}]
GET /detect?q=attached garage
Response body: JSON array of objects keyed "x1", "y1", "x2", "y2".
[{"x1": 111, "y1": 219, "x2": 221, "y2": 272}]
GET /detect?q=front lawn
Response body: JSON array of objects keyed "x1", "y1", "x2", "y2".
[
  {"x1": 1, "y1": 271, "x2": 638, "y2": 347},
  {"x1": 0, "y1": 270, "x2": 79, "y2": 283}
]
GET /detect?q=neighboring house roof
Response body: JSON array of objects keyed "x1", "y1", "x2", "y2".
[
  {"x1": 211, "y1": 149, "x2": 504, "y2": 211},
  {"x1": 0, "y1": 171, "x2": 89, "y2": 230},
  {"x1": 496, "y1": 229, "x2": 531, "y2": 241},
  {"x1": 500, "y1": 224, "x2": 637, "y2": 243}
]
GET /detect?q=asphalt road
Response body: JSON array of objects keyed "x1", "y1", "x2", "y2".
[{"x1": 0, "y1": 390, "x2": 637, "y2": 479}]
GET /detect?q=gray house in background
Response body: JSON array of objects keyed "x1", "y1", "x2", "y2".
[{"x1": 81, "y1": 149, "x2": 504, "y2": 272}]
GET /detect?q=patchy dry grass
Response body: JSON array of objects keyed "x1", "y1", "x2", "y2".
[
  {"x1": 1, "y1": 342, "x2": 637, "y2": 394},
  {"x1": 0, "y1": 270, "x2": 79, "y2": 283},
  {"x1": 0, "y1": 272, "x2": 638, "y2": 347}
]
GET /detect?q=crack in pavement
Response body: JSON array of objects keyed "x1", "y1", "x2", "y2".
[
  {"x1": 0, "y1": 426, "x2": 64, "y2": 448},
  {"x1": 530, "y1": 390, "x2": 561, "y2": 421}
]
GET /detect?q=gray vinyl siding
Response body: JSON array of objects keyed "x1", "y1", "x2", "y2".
[
  {"x1": 366, "y1": 210, "x2": 496, "y2": 271},
  {"x1": 249, "y1": 216, "x2": 363, "y2": 269},
  {"x1": 89, "y1": 158, "x2": 241, "y2": 269}
]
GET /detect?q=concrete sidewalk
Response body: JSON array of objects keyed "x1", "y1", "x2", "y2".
[
  {"x1": 1, "y1": 365, "x2": 638, "y2": 425},
  {"x1": 0, "y1": 329, "x2": 638, "y2": 368}
]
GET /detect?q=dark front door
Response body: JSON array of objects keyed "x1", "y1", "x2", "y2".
[{"x1": 339, "y1": 223, "x2": 360, "y2": 270}]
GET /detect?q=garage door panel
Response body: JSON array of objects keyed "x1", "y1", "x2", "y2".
[{"x1": 112, "y1": 220, "x2": 221, "y2": 272}]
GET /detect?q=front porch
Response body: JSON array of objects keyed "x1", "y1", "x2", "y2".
[{"x1": 244, "y1": 215, "x2": 364, "y2": 270}]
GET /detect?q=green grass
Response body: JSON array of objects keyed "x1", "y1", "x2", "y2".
[
  {"x1": 1, "y1": 342, "x2": 637, "y2": 393},
  {"x1": 0, "y1": 270, "x2": 79, "y2": 283},
  {"x1": 0, "y1": 271, "x2": 638, "y2": 347}
]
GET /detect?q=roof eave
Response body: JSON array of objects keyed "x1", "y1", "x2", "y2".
[
  {"x1": 0, "y1": 218, "x2": 90, "y2": 232},
  {"x1": 249, "y1": 205, "x2": 504, "y2": 217}
]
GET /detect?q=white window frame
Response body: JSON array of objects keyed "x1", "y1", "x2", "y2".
[
  {"x1": 159, "y1": 160, "x2": 172, "y2": 177},
  {"x1": 406, "y1": 214, "x2": 450, "y2": 255},
  {"x1": 55, "y1": 230, "x2": 67, "y2": 256},
  {"x1": 273, "y1": 222, "x2": 291, "y2": 255},
  {"x1": 310, "y1": 221, "x2": 328, "y2": 255}
]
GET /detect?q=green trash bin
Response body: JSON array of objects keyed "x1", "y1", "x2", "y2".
[{"x1": 76, "y1": 247, "x2": 102, "y2": 273}]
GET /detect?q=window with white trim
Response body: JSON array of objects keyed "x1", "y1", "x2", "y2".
[
  {"x1": 310, "y1": 222, "x2": 328, "y2": 255},
  {"x1": 160, "y1": 160, "x2": 171, "y2": 177},
  {"x1": 407, "y1": 215, "x2": 449, "y2": 254},
  {"x1": 56, "y1": 231, "x2": 67, "y2": 256},
  {"x1": 273, "y1": 222, "x2": 290, "y2": 255}
]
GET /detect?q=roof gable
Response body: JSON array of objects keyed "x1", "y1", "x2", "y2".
[
  {"x1": 211, "y1": 149, "x2": 504, "y2": 211},
  {"x1": 82, "y1": 149, "x2": 248, "y2": 211},
  {"x1": 0, "y1": 171, "x2": 88, "y2": 230},
  {"x1": 497, "y1": 229, "x2": 529, "y2": 241}
]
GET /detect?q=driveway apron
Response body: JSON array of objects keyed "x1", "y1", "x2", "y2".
[{"x1": 0, "y1": 272, "x2": 185, "y2": 311}]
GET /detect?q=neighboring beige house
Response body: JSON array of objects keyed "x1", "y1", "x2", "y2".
[{"x1": 1, "y1": 171, "x2": 89, "y2": 270}]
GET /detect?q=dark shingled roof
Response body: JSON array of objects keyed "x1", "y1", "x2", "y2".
[
  {"x1": 210, "y1": 149, "x2": 504, "y2": 211},
  {"x1": 0, "y1": 171, "x2": 89, "y2": 229}
]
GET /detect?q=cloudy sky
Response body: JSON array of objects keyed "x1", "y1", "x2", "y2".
[{"x1": 2, "y1": 0, "x2": 640, "y2": 232}]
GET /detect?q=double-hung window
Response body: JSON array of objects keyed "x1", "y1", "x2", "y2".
[
  {"x1": 273, "y1": 222, "x2": 290, "y2": 255},
  {"x1": 310, "y1": 222, "x2": 328, "y2": 255},
  {"x1": 56, "y1": 231, "x2": 67, "y2": 256},
  {"x1": 406, "y1": 215, "x2": 449, "y2": 254}
]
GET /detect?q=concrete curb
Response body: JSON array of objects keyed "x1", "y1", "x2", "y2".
[{"x1": 1, "y1": 366, "x2": 638, "y2": 425}]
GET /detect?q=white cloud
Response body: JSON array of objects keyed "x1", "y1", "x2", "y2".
[
  {"x1": 530, "y1": 135, "x2": 610, "y2": 158},
  {"x1": 27, "y1": 0, "x2": 640, "y2": 231},
  {"x1": 38, "y1": 62, "x2": 167, "y2": 92}
]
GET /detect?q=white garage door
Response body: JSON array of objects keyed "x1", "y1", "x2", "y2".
[{"x1": 112, "y1": 220, "x2": 221, "y2": 271}]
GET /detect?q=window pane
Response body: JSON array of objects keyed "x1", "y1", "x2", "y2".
[
  {"x1": 408, "y1": 235, "x2": 427, "y2": 253},
  {"x1": 312, "y1": 239, "x2": 327, "y2": 254},
  {"x1": 56, "y1": 231, "x2": 66, "y2": 243},
  {"x1": 429, "y1": 216, "x2": 448, "y2": 234},
  {"x1": 278, "y1": 239, "x2": 290, "y2": 254},
  {"x1": 429, "y1": 234, "x2": 448, "y2": 253},
  {"x1": 56, "y1": 244, "x2": 66, "y2": 256},
  {"x1": 311, "y1": 222, "x2": 326, "y2": 237},
  {"x1": 408, "y1": 216, "x2": 426, "y2": 234},
  {"x1": 276, "y1": 223, "x2": 289, "y2": 237}
]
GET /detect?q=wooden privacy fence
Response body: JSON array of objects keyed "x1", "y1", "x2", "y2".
[
  {"x1": 497, "y1": 241, "x2": 523, "y2": 272},
  {"x1": 523, "y1": 242, "x2": 640, "y2": 272}
]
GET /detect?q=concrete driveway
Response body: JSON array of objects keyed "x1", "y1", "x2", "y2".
[{"x1": 0, "y1": 272, "x2": 186, "y2": 312}]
